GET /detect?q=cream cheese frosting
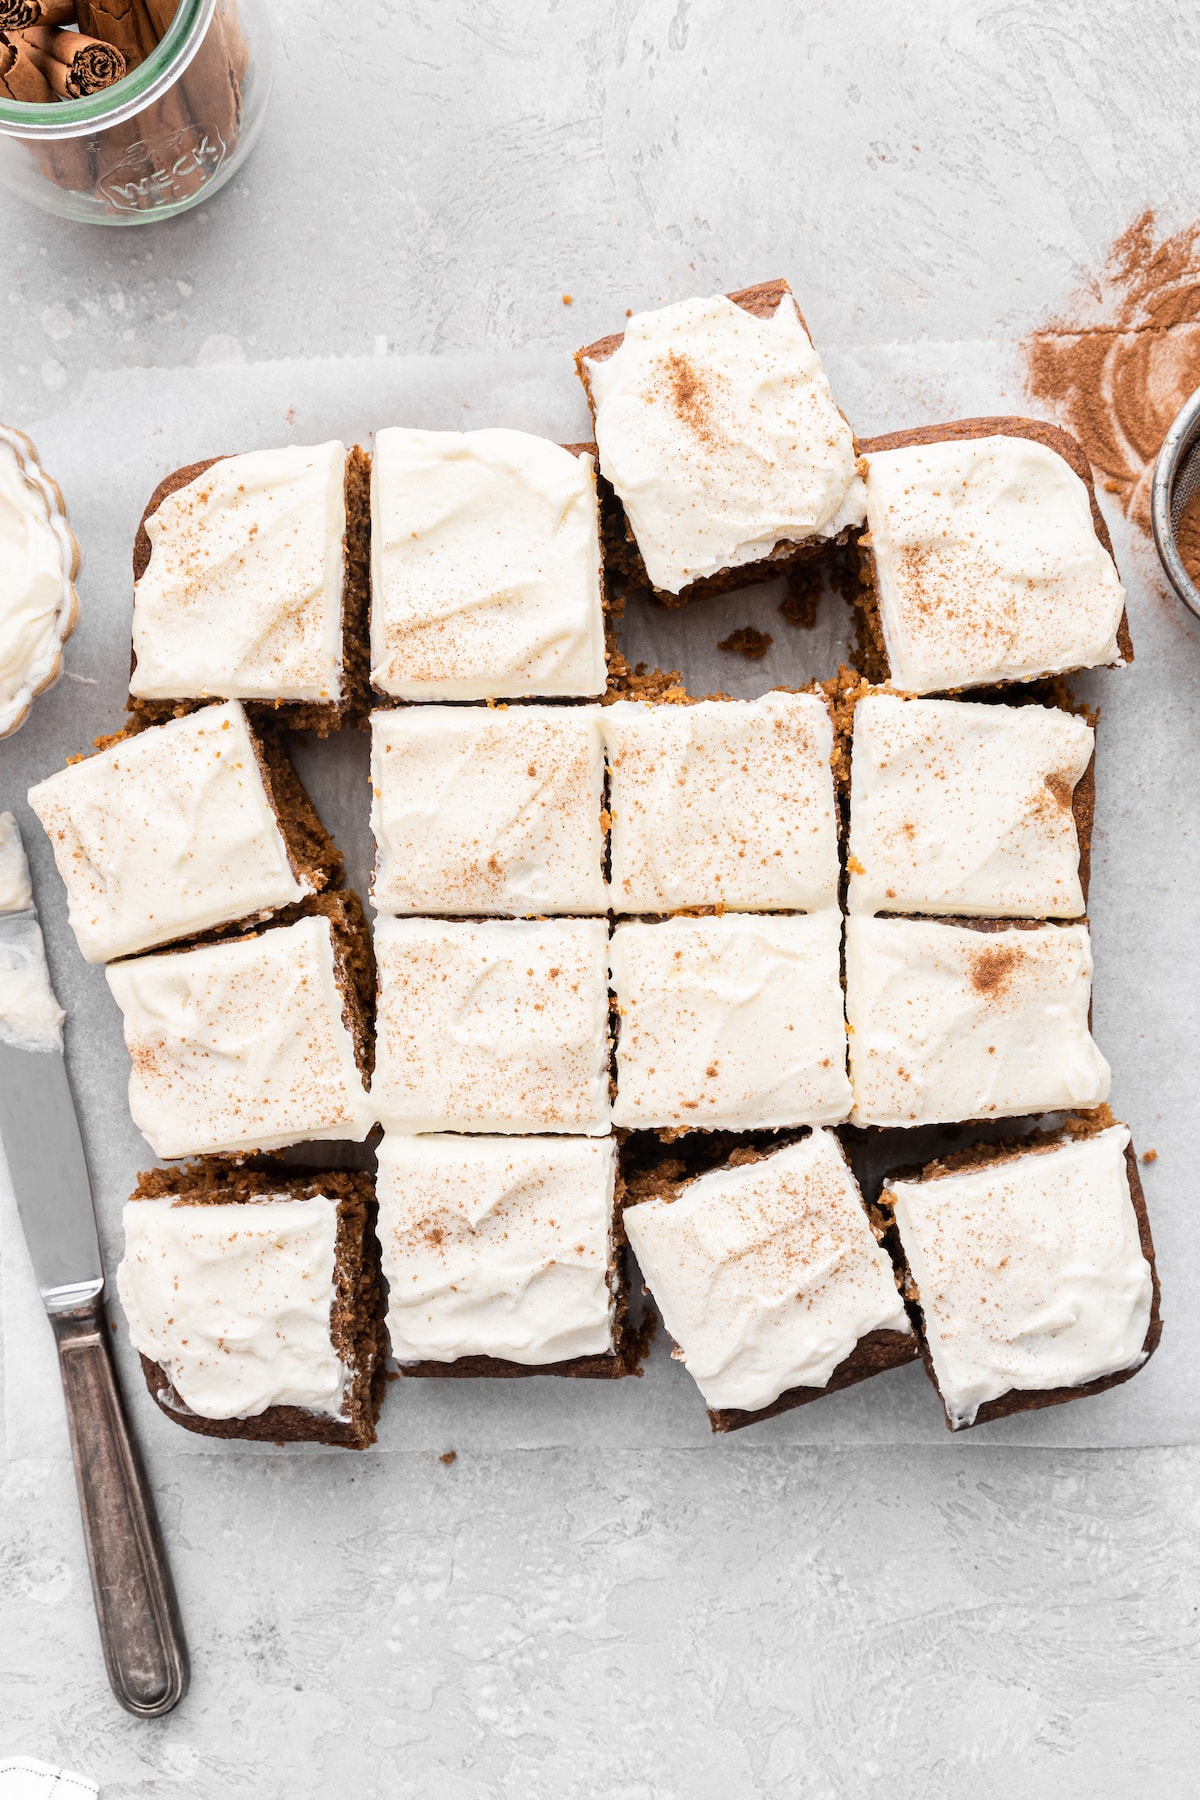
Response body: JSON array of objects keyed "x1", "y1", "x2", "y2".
[
  {"x1": 0, "y1": 817, "x2": 64, "y2": 1054},
  {"x1": 106, "y1": 913, "x2": 372, "y2": 1158},
  {"x1": 863, "y1": 434, "x2": 1127, "y2": 693},
  {"x1": 377, "y1": 1134, "x2": 616, "y2": 1365},
  {"x1": 29, "y1": 701, "x2": 310, "y2": 963},
  {"x1": 625, "y1": 1130, "x2": 911, "y2": 1412},
  {"x1": 847, "y1": 694, "x2": 1093, "y2": 918},
  {"x1": 886, "y1": 1126, "x2": 1153, "y2": 1427},
  {"x1": 369, "y1": 427, "x2": 606, "y2": 700},
  {"x1": 0, "y1": 811, "x2": 33, "y2": 914},
  {"x1": 845, "y1": 916, "x2": 1110, "y2": 1127},
  {"x1": 584, "y1": 291, "x2": 864, "y2": 594},
  {"x1": 605, "y1": 692, "x2": 839, "y2": 913},
  {"x1": 373, "y1": 916, "x2": 610, "y2": 1135},
  {"x1": 371, "y1": 703, "x2": 606, "y2": 916},
  {"x1": 610, "y1": 910, "x2": 851, "y2": 1130},
  {"x1": 0, "y1": 426, "x2": 78, "y2": 739},
  {"x1": 118, "y1": 1194, "x2": 347, "y2": 1420},
  {"x1": 130, "y1": 441, "x2": 347, "y2": 704}
]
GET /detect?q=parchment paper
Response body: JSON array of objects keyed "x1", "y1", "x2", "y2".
[{"x1": 1, "y1": 340, "x2": 1195, "y2": 1457}]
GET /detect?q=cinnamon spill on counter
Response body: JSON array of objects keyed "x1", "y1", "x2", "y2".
[
  {"x1": 1024, "y1": 209, "x2": 1200, "y2": 541},
  {"x1": 717, "y1": 626, "x2": 773, "y2": 660}
]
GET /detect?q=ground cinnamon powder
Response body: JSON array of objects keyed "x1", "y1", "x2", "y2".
[{"x1": 1024, "y1": 210, "x2": 1200, "y2": 551}]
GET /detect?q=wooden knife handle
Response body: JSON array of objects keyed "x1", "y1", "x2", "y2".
[{"x1": 51, "y1": 1300, "x2": 189, "y2": 1716}]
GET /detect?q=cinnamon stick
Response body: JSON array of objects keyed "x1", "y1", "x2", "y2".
[
  {"x1": 76, "y1": 0, "x2": 197, "y2": 212},
  {"x1": 0, "y1": 1, "x2": 74, "y2": 28},
  {"x1": 1, "y1": 33, "x2": 95, "y2": 192},
  {"x1": 144, "y1": 0, "x2": 242, "y2": 144},
  {"x1": 17, "y1": 26, "x2": 128, "y2": 96},
  {"x1": 0, "y1": 27, "x2": 53, "y2": 98},
  {"x1": 162, "y1": 0, "x2": 241, "y2": 145},
  {"x1": 74, "y1": 0, "x2": 159, "y2": 67}
]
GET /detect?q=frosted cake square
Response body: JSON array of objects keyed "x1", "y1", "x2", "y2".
[
  {"x1": 376, "y1": 1133, "x2": 643, "y2": 1377},
  {"x1": 847, "y1": 694, "x2": 1094, "y2": 919},
  {"x1": 855, "y1": 419, "x2": 1130, "y2": 693},
  {"x1": 118, "y1": 1163, "x2": 386, "y2": 1448},
  {"x1": 373, "y1": 916, "x2": 610, "y2": 1135},
  {"x1": 371, "y1": 703, "x2": 605, "y2": 916},
  {"x1": 604, "y1": 691, "x2": 838, "y2": 913},
  {"x1": 609, "y1": 911, "x2": 850, "y2": 1131},
  {"x1": 576, "y1": 280, "x2": 864, "y2": 602},
  {"x1": 129, "y1": 441, "x2": 369, "y2": 733},
  {"x1": 844, "y1": 916, "x2": 1110, "y2": 1128},
  {"x1": 882, "y1": 1123, "x2": 1160, "y2": 1430},
  {"x1": 106, "y1": 897, "x2": 374, "y2": 1159},
  {"x1": 369, "y1": 427, "x2": 606, "y2": 700},
  {"x1": 624, "y1": 1129, "x2": 915, "y2": 1431},
  {"x1": 29, "y1": 700, "x2": 341, "y2": 963}
]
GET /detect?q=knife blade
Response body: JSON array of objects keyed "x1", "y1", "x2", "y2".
[
  {"x1": 0, "y1": 811, "x2": 187, "y2": 1717},
  {"x1": 0, "y1": 897, "x2": 102, "y2": 1313}
]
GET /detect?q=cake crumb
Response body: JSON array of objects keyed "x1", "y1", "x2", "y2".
[
  {"x1": 439, "y1": 1449, "x2": 457, "y2": 1466},
  {"x1": 779, "y1": 566, "x2": 822, "y2": 630},
  {"x1": 718, "y1": 627, "x2": 773, "y2": 660},
  {"x1": 1141, "y1": 1148, "x2": 1158, "y2": 1164}
]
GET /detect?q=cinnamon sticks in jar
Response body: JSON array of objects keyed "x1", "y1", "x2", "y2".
[
  {"x1": 0, "y1": 2, "x2": 76, "y2": 26},
  {"x1": 0, "y1": 0, "x2": 250, "y2": 213},
  {"x1": 17, "y1": 24, "x2": 126, "y2": 94}
]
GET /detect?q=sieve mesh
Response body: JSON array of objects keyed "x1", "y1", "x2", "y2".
[{"x1": 1169, "y1": 417, "x2": 1200, "y2": 530}]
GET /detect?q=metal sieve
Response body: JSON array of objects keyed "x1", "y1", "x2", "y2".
[{"x1": 1151, "y1": 384, "x2": 1200, "y2": 623}]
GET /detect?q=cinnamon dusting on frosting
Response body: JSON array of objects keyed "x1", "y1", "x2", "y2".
[
  {"x1": 968, "y1": 945, "x2": 1019, "y2": 997},
  {"x1": 665, "y1": 350, "x2": 717, "y2": 446}
]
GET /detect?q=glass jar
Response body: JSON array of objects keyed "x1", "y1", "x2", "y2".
[{"x1": 0, "y1": 0, "x2": 272, "y2": 224}]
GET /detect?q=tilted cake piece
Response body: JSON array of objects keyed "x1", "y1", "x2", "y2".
[
  {"x1": 624, "y1": 1129, "x2": 915, "y2": 1430},
  {"x1": 369, "y1": 427, "x2": 607, "y2": 700},
  {"x1": 610, "y1": 911, "x2": 851, "y2": 1131},
  {"x1": 376, "y1": 1133, "x2": 644, "y2": 1377},
  {"x1": 856, "y1": 419, "x2": 1130, "y2": 693},
  {"x1": 882, "y1": 1123, "x2": 1160, "y2": 1430},
  {"x1": 29, "y1": 700, "x2": 342, "y2": 963},
  {"x1": 106, "y1": 897, "x2": 374, "y2": 1159},
  {"x1": 576, "y1": 280, "x2": 864, "y2": 601},
  {"x1": 605, "y1": 691, "x2": 839, "y2": 913},
  {"x1": 0, "y1": 810, "x2": 32, "y2": 913},
  {"x1": 0, "y1": 423, "x2": 80, "y2": 740},
  {"x1": 371, "y1": 703, "x2": 606, "y2": 916},
  {"x1": 128, "y1": 441, "x2": 370, "y2": 732},
  {"x1": 847, "y1": 694, "x2": 1094, "y2": 918},
  {"x1": 0, "y1": 811, "x2": 63, "y2": 1053},
  {"x1": 844, "y1": 916, "x2": 1110, "y2": 1128},
  {"x1": 373, "y1": 916, "x2": 610, "y2": 1135},
  {"x1": 118, "y1": 1162, "x2": 387, "y2": 1448}
]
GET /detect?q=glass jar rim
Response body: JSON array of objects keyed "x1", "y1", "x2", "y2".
[{"x1": 0, "y1": 0, "x2": 217, "y2": 139}]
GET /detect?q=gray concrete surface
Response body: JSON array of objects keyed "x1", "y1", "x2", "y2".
[{"x1": 3, "y1": 2, "x2": 1200, "y2": 1794}]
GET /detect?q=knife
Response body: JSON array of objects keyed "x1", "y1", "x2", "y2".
[{"x1": 0, "y1": 814, "x2": 188, "y2": 1718}]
